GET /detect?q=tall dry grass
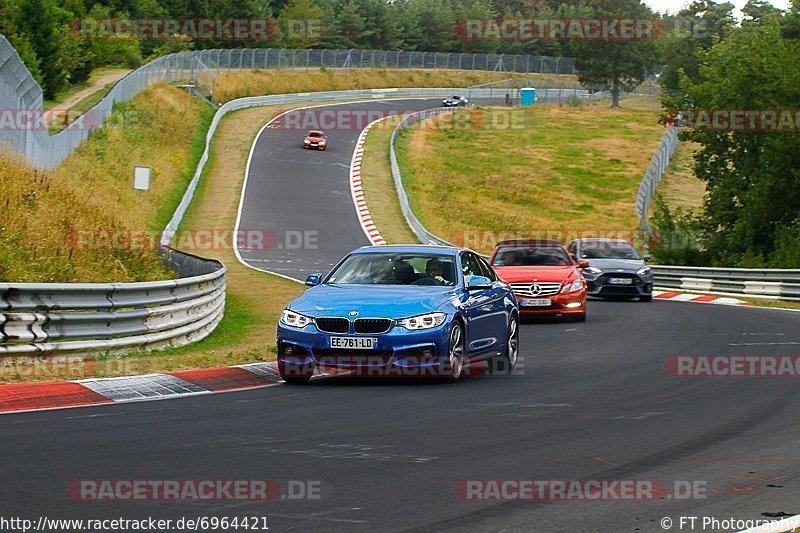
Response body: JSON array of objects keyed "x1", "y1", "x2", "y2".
[
  {"x1": 0, "y1": 84, "x2": 210, "y2": 282},
  {"x1": 213, "y1": 68, "x2": 576, "y2": 102}
]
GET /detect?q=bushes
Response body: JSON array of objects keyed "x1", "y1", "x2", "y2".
[
  {"x1": 768, "y1": 223, "x2": 800, "y2": 268},
  {"x1": 89, "y1": 36, "x2": 143, "y2": 69},
  {"x1": 647, "y1": 196, "x2": 709, "y2": 266}
]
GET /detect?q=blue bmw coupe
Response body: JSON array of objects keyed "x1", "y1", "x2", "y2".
[{"x1": 277, "y1": 245, "x2": 520, "y2": 383}]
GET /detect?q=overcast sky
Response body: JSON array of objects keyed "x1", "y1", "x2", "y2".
[{"x1": 642, "y1": 0, "x2": 790, "y2": 17}]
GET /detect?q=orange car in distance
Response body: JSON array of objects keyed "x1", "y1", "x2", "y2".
[
  {"x1": 303, "y1": 130, "x2": 327, "y2": 150},
  {"x1": 489, "y1": 239, "x2": 588, "y2": 322}
]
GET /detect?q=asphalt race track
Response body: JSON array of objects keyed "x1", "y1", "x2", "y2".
[
  {"x1": 2, "y1": 99, "x2": 799, "y2": 533},
  {"x1": 236, "y1": 97, "x2": 502, "y2": 281}
]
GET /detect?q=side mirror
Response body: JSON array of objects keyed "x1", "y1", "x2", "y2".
[
  {"x1": 305, "y1": 273, "x2": 323, "y2": 286},
  {"x1": 577, "y1": 259, "x2": 589, "y2": 268},
  {"x1": 643, "y1": 254, "x2": 652, "y2": 262},
  {"x1": 466, "y1": 275, "x2": 493, "y2": 291}
]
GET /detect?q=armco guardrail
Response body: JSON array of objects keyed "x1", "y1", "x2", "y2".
[
  {"x1": 0, "y1": 247, "x2": 226, "y2": 356},
  {"x1": 389, "y1": 107, "x2": 457, "y2": 247},
  {"x1": 635, "y1": 125, "x2": 679, "y2": 228},
  {"x1": 652, "y1": 265, "x2": 800, "y2": 301}
]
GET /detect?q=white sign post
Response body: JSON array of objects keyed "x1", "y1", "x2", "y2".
[{"x1": 134, "y1": 166, "x2": 151, "y2": 191}]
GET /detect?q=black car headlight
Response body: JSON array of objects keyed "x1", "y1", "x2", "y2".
[{"x1": 280, "y1": 309, "x2": 313, "y2": 328}]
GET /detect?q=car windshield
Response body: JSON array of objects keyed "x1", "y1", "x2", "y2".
[
  {"x1": 326, "y1": 253, "x2": 457, "y2": 286},
  {"x1": 307, "y1": 132, "x2": 323, "y2": 138},
  {"x1": 580, "y1": 242, "x2": 642, "y2": 260},
  {"x1": 492, "y1": 247, "x2": 571, "y2": 266}
]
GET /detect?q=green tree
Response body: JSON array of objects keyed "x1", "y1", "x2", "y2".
[
  {"x1": 279, "y1": 0, "x2": 326, "y2": 48},
  {"x1": 657, "y1": 0, "x2": 734, "y2": 93},
  {"x1": 781, "y1": 0, "x2": 800, "y2": 38},
  {"x1": 742, "y1": 0, "x2": 781, "y2": 24},
  {"x1": 399, "y1": 0, "x2": 457, "y2": 52},
  {"x1": 340, "y1": 0, "x2": 370, "y2": 47},
  {"x1": 14, "y1": 0, "x2": 69, "y2": 97},
  {"x1": 452, "y1": 0, "x2": 500, "y2": 53},
  {"x1": 570, "y1": 0, "x2": 658, "y2": 107},
  {"x1": 677, "y1": 22, "x2": 800, "y2": 266}
]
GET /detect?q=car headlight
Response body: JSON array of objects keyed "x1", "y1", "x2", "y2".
[
  {"x1": 397, "y1": 312, "x2": 446, "y2": 330},
  {"x1": 637, "y1": 267, "x2": 651, "y2": 276},
  {"x1": 280, "y1": 309, "x2": 313, "y2": 328},
  {"x1": 584, "y1": 266, "x2": 602, "y2": 275},
  {"x1": 304, "y1": 139, "x2": 310, "y2": 143},
  {"x1": 319, "y1": 140, "x2": 326, "y2": 144},
  {"x1": 561, "y1": 279, "x2": 585, "y2": 293}
]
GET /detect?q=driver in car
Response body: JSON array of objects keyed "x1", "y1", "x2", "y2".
[{"x1": 424, "y1": 258, "x2": 448, "y2": 285}]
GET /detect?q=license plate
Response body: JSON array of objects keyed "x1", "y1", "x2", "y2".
[
  {"x1": 608, "y1": 278, "x2": 633, "y2": 285},
  {"x1": 330, "y1": 337, "x2": 376, "y2": 349},
  {"x1": 520, "y1": 298, "x2": 551, "y2": 307}
]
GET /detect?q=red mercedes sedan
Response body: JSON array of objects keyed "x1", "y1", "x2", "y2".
[{"x1": 489, "y1": 239, "x2": 588, "y2": 321}]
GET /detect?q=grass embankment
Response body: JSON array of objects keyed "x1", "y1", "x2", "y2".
[
  {"x1": 393, "y1": 104, "x2": 666, "y2": 255},
  {"x1": 213, "y1": 68, "x2": 576, "y2": 102},
  {"x1": 655, "y1": 141, "x2": 705, "y2": 211},
  {"x1": 0, "y1": 84, "x2": 212, "y2": 283},
  {"x1": 359, "y1": 116, "x2": 420, "y2": 245}
]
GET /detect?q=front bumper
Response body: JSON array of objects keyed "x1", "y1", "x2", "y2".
[
  {"x1": 516, "y1": 291, "x2": 586, "y2": 315},
  {"x1": 277, "y1": 320, "x2": 453, "y2": 373},
  {"x1": 582, "y1": 272, "x2": 653, "y2": 297}
]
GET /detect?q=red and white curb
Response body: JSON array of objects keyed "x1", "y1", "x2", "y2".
[
  {"x1": 653, "y1": 290, "x2": 752, "y2": 307},
  {"x1": 0, "y1": 362, "x2": 288, "y2": 415},
  {"x1": 350, "y1": 118, "x2": 387, "y2": 246}
]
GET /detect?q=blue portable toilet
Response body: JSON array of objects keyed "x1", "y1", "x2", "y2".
[{"x1": 521, "y1": 87, "x2": 537, "y2": 106}]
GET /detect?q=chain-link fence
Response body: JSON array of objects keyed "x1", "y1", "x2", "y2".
[
  {"x1": 1, "y1": 34, "x2": 185, "y2": 168},
  {"x1": 635, "y1": 125, "x2": 680, "y2": 228},
  {"x1": 166, "y1": 48, "x2": 577, "y2": 75}
]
